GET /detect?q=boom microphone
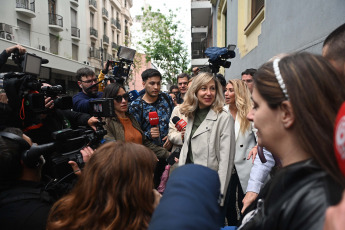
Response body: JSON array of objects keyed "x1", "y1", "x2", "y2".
[{"x1": 172, "y1": 116, "x2": 187, "y2": 132}]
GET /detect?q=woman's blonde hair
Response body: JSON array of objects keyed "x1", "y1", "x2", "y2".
[
  {"x1": 228, "y1": 79, "x2": 252, "y2": 134},
  {"x1": 180, "y1": 72, "x2": 224, "y2": 118}
]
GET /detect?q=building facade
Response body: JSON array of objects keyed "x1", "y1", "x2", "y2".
[
  {"x1": 194, "y1": 0, "x2": 345, "y2": 79},
  {"x1": 0, "y1": 0, "x2": 132, "y2": 95}
]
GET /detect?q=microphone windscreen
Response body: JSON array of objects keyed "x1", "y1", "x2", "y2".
[
  {"x1": 172, "y1": 116, "x2": 180, "y2": 124},
  {"x1": 128, "y1": 90, "x2": 139, "y2": 102},
  {"x1": 149, "y1": 111, "x2": 159, "y2": 126},
  {"x1": 334, "y1": 102, "x2": 345, "y2": 176}
]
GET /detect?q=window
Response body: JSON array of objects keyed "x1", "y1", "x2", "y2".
[
  {"x1": 72, "y1": 44, "x2": 78, "y2": 61},
  {"x1": 104, "y1": 21, "x2": 107, "y2": 35},
  {"x1": 49, "y1": 33, "x2": 59, "y2": 54},
  {"x1": 90, "y1": 12, "x2": 94, "y2": 27},
  {"x1": 71, "y1": 8, "x2": 77, "y2": 28},
  {"x1": 17, "y1": 20, "x2": 30, "y2": 46},
  {"x1": 112, "y1": 30, "x2": 115, "y2": 41},
  {"x1": 251, "y1": 0, "x2": 264, "y2": 20}
]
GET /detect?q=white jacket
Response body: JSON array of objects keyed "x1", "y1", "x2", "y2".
[{"x1": 179, "y1": 108, "x2": 236, "y2": 205}]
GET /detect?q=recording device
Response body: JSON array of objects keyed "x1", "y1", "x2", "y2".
[
  {"x1": 41, "y1": 85, "x2": 73, "y2": 110},
  {"x1": 166, "y1": 147, "x2": 181, "y2": 165},
  {"x1": 205, "y1": 44, "x2": 236, "y2": 74},
  {"x1": 334, "y1": 102, "x2": 345, "y2": 176},
  {"x1": 44, "y1": 128, "x2": 106, "y2": 181},
  {"x1": 1, "y1": 49, "x2": 50, "y2": 127},
  {"x1": 149, "y1": 111, "x2": 161, "y2": 144},
  {"x1": 128, "y1": 90, "x2": 139, "y2": 102},
  {"x1": 149, "y1": 111, "x2": 159, "y2": 126},
  {"x1": 172, "y1": 116, "x2": 187, "y2": 132},
  {"x1": 89, "y1": 98, "x2": 116, "y2": 117},
  {"x1": 89, "y1": 46, "x2": 136, "y2": 91}
]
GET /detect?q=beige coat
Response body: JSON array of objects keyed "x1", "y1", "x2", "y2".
[{"x1": 178, "y1": 108, "x2": 236, "y2": 205}]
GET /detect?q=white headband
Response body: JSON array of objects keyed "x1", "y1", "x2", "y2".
[{"x1": 273, "y1": 58, "x2": 289, "y2": 100}]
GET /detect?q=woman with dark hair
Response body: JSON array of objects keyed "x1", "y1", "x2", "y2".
[
  {"x1": 238, "y1": 52, "x2": 345, "y2": 230},
  {"x1": 47, "y1": 141, "x2": 159, "y2": 230},
  {"x1": 102, "y1": 83, "x2": 169, "y2": 159},
  {"x1": 178, "y1": 72, "x2": 236, "y2": 206}
]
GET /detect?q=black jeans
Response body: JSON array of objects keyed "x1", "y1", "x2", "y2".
[{"x1": 224, "y1": 170, "x2": 244, "y2": 226}]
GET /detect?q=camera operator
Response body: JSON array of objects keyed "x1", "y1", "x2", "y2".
[
  {"x1": 73, "y1": 67, "x2": 103, "y2": 114},
  {"x1": 0, "y1": 127, "x2": 50, "y2": 230},
  {"x1": 0, "y1": 44, "x2": 26, "y2": 69},
  {"x1": 0, "y1": 45, "x2": 27, "y2": 129},
  {"x1": 0, "y1": 127, "x2": 94, "y2": 230},
  {"x1": 25, "y1": 83, "x2": 99, "y2": 145}
]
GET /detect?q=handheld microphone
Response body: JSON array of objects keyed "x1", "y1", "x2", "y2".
[
  {"x1": 172, "y1": 116, "x2": 187, "y2": 132},
  {"x1": 334, "y1": 102, "x2": 345, "y2": 176},
  {"x1": 149, "y1": 111, "x2": 161, "y2": 144},
  {"x1": 128, "y1": 90, "x2": 139, "y2": 102},
  {"x1": 149, "y1": 111, "x2": 159, "y2": 126}
]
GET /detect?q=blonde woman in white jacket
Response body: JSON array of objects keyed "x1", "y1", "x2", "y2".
[
  {"x1": 178, "y1": 72, "x2": 236, "y2": 206},
  {"x1": 223, "y1": 79, "x2": 257, "y2": 225}
]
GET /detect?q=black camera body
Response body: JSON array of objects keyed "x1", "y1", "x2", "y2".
[
  {"x1": 41, "y1": 85, "x2": 73, "y2": 110},
  {"x1": 106, "y1": 46, "x2": 136, "y2": 85},
  {"x1": 205, "y1": 45, "x2": 236, "y2": 74}
]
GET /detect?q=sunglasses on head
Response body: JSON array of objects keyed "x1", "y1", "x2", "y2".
[{"x1": 114, "y1": 93, "x2": 129, "y2": 103}]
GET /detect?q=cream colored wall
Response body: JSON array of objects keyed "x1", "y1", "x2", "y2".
[{"x1": 237, "y1": 0, "x2": 265, "y2": 58}]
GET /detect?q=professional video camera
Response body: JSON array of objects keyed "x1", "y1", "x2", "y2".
[
  {"x1": 103, "y1": 46, "x2": 136, "y2": 85},
  {"x1": 205, "y1": 44, "x2": 236, "y2": 74},
  {"x1": 41, "y1": 85, "x2": 73, "y2": 110},
  {"x1": 43, "y1": 99, "x2": 115, "y2": 181},
  {"x1": 1, "y1": 50, "x2": 46, "y2": 115},
  {"x1": 43, "y1": 127, "x2": 107, "y2": 181}
]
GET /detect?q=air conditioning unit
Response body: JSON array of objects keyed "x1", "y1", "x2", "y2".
[
  {"x1": 39, "y1": 45, "x2": 47, "y2": 51},
  {"x1": 0, "y1": 23, "x2": 13, "y2": 33},
  {"x1": 0, "y1": 31, "x2": 14, "y2": 41}
]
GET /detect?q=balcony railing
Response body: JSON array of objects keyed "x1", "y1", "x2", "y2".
[
  {"x1": 90, "y1": 27, "x2": 98, "y2": 37},
  {"x1": 89, "y1": 0, "x2": 97, "y2": 8},
  {"x1": 16, "y1": 0, "x2": 35, "y2": 12},
  {"x1": 90, "y1": 47, "x2": 101, "y2": 59},
  {"x1": 111, "y1": 18, "x2": 116, "y2": 27},
  {"x1": 103, "y1": 35, "x2": 109, "y2": 44},
  {"x1": 192, "y1": 40, "x2": 207, "y2": 59},
  {"x1": 49, "y1": 13, "x2": 63, "y2": 27},
  {"x1": 102, "y1": 7, "x2": 109, "y2": 18},
  {"x1": 112, "y1": 42, "x2": 118, "y2": 49},
  {"x1": 71, "y1": 27, "x2": 80, "y2": 38},
  {"x1": 116, "y1": 19, "x2": 121, "y2": 30}
]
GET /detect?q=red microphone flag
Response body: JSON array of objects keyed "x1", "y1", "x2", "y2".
[
  {"x1": 149, "y1": 111, "x2": 159, "y2": 126},
  {"x1": 334, "y1": 102, "x2": 345, "y2": 176},
  {"x1": 175, "y1": 119, "x2": 187, "y2": 132}
]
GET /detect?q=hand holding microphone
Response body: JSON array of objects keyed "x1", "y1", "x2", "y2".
[
  {"x1": 149, "y1": 111, "x2": 161, "y2": 143},
  {"x1": 172, "y1": 116, "x2": 187, "y2": 141},
  {"x1": 172, "y1": 116, "x2": 187, "y2": 131}
]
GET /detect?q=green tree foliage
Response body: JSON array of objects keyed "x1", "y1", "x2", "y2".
[{"x1": 138, "y1": 5, "x2": 189, "y2": 84}]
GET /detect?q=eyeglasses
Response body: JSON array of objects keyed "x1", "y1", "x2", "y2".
[
  {"x1": 114, "y1": 93, "x2": 129, "y2": 103},
  {"x1": 81, "y1": 78, "x2": 98, "y2": 84}
]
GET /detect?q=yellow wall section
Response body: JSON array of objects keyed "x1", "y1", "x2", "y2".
[{"x1": 237, "y1": 0, "x2": 265, "y2": 58}]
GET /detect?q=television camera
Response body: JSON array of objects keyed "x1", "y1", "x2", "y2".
[
  {"x1": 205, "y1": 44, "x2": 236, "y2": 74},
  {"x1": 91, "y1": 46, "x2": 136, "y2": 90}
]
